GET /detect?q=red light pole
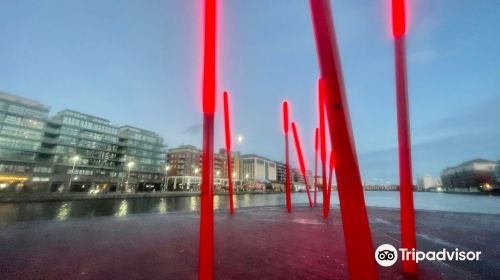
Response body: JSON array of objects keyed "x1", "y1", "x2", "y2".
[
  {"x1": 318, "y1": 78, "x2": 329, "y2": 218},
  {"x1": 282, "y1": 101, "x2": 292, "y2": 213},
  {"x1": 314, "y1": 128, "x2": 319, "y2": 207},
  {"x1": 291, "y1": 122, "x2": 313, "y2": 208},
  {"x1": 392, "y1": 0, "x2": 417, "y2": 274},
  {"x1": 223, "y1": 91, "x2": 234, "y2": 215},
  {"x1": 309, "y1": 0, "x2": 378, "y2": 279},
  {"x1": 199, "y1": 0, "x2": 216, "y2": 279}
]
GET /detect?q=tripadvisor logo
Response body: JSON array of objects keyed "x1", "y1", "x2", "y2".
[
  {"x1": 375, "y1": 244, "x2": 482, "y2": 267},
  {"x1": 375, "y1": 244, "x2": 398, "y2": 267}
]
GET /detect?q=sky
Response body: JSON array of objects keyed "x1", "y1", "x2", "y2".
[{"x1": 0, "y1": 0, "x2": 499, "y2": 184}]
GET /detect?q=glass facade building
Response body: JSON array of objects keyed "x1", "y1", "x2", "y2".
[
  {"x1": 47, "y1": 110, "x2": 122, "y2": 192},
  {"x1": 0, "y1": 92, "x2": 167, "y2": 193},
  {"x1": 0, "y1": 92, "x2": 52, "y2": 192},
  {"x1": 118, "y1": 126, "x2": 166, "y2": 192}
]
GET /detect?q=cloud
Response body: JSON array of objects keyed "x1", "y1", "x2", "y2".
[{"x1": 183, "y1": 123, "x2": 203, "y2": 135}]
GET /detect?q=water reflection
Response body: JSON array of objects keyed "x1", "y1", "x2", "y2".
[
  {"x1": 158, "y1": 198, "x2": 167, "y2": 214},
  {"x1": 190, "y1": 196, "x2": 198, "y2": 212},
  {"x1": 213, "y1": 195, "x2": 221, "y2": 210},
  {"x1": 1, "y1": 192, "x2": 500, "y2": 224},
  {"x1": 115, "y1": 200, "x2": 128, "y2": 217},
  {"x1": 56, "y1": 202, "x2": 71, "y2": 221}
]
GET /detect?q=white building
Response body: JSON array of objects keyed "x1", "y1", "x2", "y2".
[
  {"x1": 240, "y1": 154, "x2": 277, "y2": 181},
  {"x1": 417, "y1": 175, "x2": 442, "y2": 190}
]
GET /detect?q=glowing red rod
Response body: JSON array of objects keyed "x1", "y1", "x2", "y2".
[
  {"x1": 309, "y1": 0, "x2": 378, "y2": 278},
  {"x1": 282, "y1": 101, "x2": 292, "y2": 213},
  {"x1": 291, "y1": 122, "x2": 313, "y2": 208},
  {"x1": 392, "y1": 0, "x2": 406, "y2": 38},
  {"x1": 392, "y1": 0, "x2": 416, "y2": 275},
  {"x1": 327, "y1": 149, "x2": 335, "y2": 195},
  {"x1": 223, "y1": 91, "x2": 234, "y2": 215},
  {"x1": 313, "y1": 127, "x2": 319, "y2": 207},
  {"x1": 318, "y1": 78, "x2": 329, "y2": 218},
  {"x1": 199, "y1": 0, "x2": 216, "y2": 278}
]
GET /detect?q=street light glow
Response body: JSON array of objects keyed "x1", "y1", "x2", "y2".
[
  {"x1": 127, "y1": 161, "x2": 135, "y2": 168},
  {"x1": 237, "y1": 134, "x2": 243, "y2": 143}
]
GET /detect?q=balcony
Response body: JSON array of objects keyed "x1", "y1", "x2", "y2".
[{"x1": 42, "y1": 137, "x2": 58, "y2": 144}]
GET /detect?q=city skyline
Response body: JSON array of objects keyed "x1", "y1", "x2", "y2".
[{"x1": 1, "y1": 0, "x2": 499, "y2": 184}]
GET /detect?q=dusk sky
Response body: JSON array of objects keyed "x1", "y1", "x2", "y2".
[{"x1": 0, "y1": 0, "x2": 499, "y2": 184}]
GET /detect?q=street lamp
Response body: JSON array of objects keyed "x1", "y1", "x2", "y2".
[
  {"x1": 67, "y1": 155, "x2": 80, "y2": 192},
  {"x1": 164, "y1": 165, "x2": 171, "y2": 192},
  {"x1": 237, "y1": 134, "x2": 243, "y2": 143},
  {"x1": 216, "y1": 170, "x2": 220, "y2": 177},
  {"x1": 126, "y1": 161, "x2": 135, "y2": 192}
]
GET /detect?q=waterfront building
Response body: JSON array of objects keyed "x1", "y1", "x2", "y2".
[
  {"x1": 166, "y1": 145, "x2": 202, "y2": 177},
  {"x1": 417, "y1": 175, "x2": 442, "y2": 191},
  {"x1": 241, "y1": 154, "x2": 277, "y2": 182},
  {"x1": 0, "y1": 92, "x2": 51, "y2": 192},
  {"x1": 165, "y1": 145, "x2": 236, "y2": 191},
  {"x1": 275, "y1": 161, "x2": 286, "y2": 183},
  {"x1": 441, "y1": 159, "x2": 498, "y2": 192},
  {"x1": 0, "y1": 92, "x2": 168, "y2": 193},
  {"x1": 46, "y1": 110, "x2": 122, "y2": 192},
  {"x1": 118, "y1": 126, "x2": 166, "y2": 192},
  {"x1": 290, "y1": 167, "x2": 313, "y2": 190},
  {"x1": 218, "y1": 148, "x2": 239, "y2": 180}
]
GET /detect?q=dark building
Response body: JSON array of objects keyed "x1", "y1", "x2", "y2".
[
  {"x1": 275, "y1": 161, "x2": 286, "y2": 183},
  {"x1": 441, "y1": 159, "x2": 499, "y2": 192}
]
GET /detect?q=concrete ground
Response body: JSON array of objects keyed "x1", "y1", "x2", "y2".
[{"x1": 0, "y1": 205, "x2": 499, "y2": 279}]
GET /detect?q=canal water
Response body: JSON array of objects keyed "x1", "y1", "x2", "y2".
[{"x1": 0, "y1": 191, "x2": 499, "y2": 224}]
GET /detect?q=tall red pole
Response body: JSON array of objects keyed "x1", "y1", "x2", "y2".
[
  {"x1": 282, "y1": 101, "x2": 292, "y2": 213},
  {"x1": 313, "y1": 128, "x2": 319, "y2": 207},
  {"x1": 318, "y1": 78, "x2": 329, "y2": 218},
  {"x1": 199, "y1": 0, "x2": 216, "y2": 279},
  {"x1": 392, "y1": 0, "x2": 417, "y2": 274},
  {"x1": 223, "y1": 91, "x2": 234, "y2": 215},
  {"x1": 309, "y1": 1, "x2": 378, "y2": 279},
  {"x1": 291, "y1": 122, "x2": 313, "y2": 208}
]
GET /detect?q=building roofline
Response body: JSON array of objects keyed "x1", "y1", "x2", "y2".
[{"x1": 0, "y1": 91, "x2": 50, "y2": 111}]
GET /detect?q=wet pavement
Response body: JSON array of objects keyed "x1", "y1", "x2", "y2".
[{"x1": 0, "y1": 205, "x2": 499, "y2": 279}]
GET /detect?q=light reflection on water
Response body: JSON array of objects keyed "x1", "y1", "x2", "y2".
[
  {"x1": 56, "y1": 202, "x2": 71, "y2": 221},
  {"x1": 115, "y1": 200, "x2": 128, "y2": 217},
  {"x1": 158, "y1": 198, "x2": 167, "y2": 214},
  {"x1": 0, "y1": 192, "x2": 499, "y2": 224}
]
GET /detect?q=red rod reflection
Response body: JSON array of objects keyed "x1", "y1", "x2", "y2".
[
  {"x1": 223, "y1": 91, "x2": 234, "y2": 215},
  {"x1": 309, "y1": 0, "x2": 378, "y2": 278},
  {"x1": 291, "y1": 122, "x2": 313, "y2": 208}
]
